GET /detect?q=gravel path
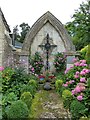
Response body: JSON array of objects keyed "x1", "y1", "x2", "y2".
[{"x1": 30, "y1": 90, "x2": 71, "y2": 119}]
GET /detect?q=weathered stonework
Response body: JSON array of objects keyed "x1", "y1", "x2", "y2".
[
  {"x1": 21, "y1": 11, "x2": 76, "y2": 72},
  {"x1": 0, "y1": 9, "x2": 76, "y2": 73},
  {"x1": 0, "y1": 8, "x2": 16, "y2": 67}
]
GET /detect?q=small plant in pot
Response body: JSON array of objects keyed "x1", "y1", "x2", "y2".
[{"x1": 38, "y1": 74, "x2": 45, "y2": 84}]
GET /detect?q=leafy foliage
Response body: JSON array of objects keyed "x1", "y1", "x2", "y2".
[
  {"x1": 2, "y1": 67, "x2": 15, "y2": 94},
  {"x1": 86, "y1": 44, "x2": 90, "y2": 64},
  {"x1": 1, "y1": 66, "x2": 38, "y2": 119},
  {"x1": 29, "y1": 52, "x2": 44, "y2": 75},
  {"x1": 55, "y1": 80, "x2": 63, "y2": 93},
  {"x1": 19, "y1": 22, "x2": 30, "y2": 43},
  {"x1": 7, "y1": 100, "x2": 29, "y2": 119},
  {"x1": 21, "y1": 80, "x2": 38, "y2": 97},
  {"x1": 53, "y1": 52, "x2": 66, "y2": 72},
  {"x1": 2, "y1": 92, "x2": 18, "y2": 119},
  {"x1": 70, "y1": 100, "x2": 86, "y2": 119},
  {"x1": 62, "y1": 89, "x2": 72, "y2": 100},
  {"x1": 62, "y1": 59, "x2": 90, "y2": 118},
  {"x1": 65, "y1": 2, "x2": 90, "y2": 50},
  {"x1": 13, "y1": 22, "x2": 30, "y2": 43},
  {"x1": 2, "y1": 92, "x2": 18, "y2": 107},
  {"x1": 79, "y1": 45, "x2": 88, "y2": 60},
  {"x1": 62, "y1": 89, "x2": 72, "y2": 109},
  {"x1": 20, "y1": 92, "x2": 32, "y2": 108},
  {"x1": 3, "y1": 67, "x2": 31, "y2": 98}
]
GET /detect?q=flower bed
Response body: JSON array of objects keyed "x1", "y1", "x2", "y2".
[{"x1": 56, "y1": 59, "x2": 90, "y2": 119}]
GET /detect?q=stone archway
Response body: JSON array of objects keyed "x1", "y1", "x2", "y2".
[{"x1": 21, "y1": 11, "x2": 75, "y2": 73}]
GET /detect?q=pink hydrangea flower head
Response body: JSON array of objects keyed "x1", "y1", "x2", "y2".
[
  {"x1": 66, "y1": 81, "x2": 69, "y2": 85},
  {"x1": 77, "y1": 95, "x2": 83, "y2": 101},
  {"x1": 80, "y1": 77, "x2": 86, "y2": 82},
  {"x1": 80, "y1": 71, "x2": 86, "y2": 75},
  {"x1": 77, "y1": 83, "x2": 86, "y2": 91},
  {"x1": 71, "y1": 80, "x2": 75, "y2": 83},
  {"x1": 0, "y1": 66, "x2": 4, "y2": 71},
  {"x1": 69, "y1": 80, "x2": 75, "y2": 84},
  {"x1": 70, "y1": 66, "x2": 74, "y2": 69},
  {"x1": 80, "y1": 86, "x2": 85, "y2": 91},
  {"x1": 74, "y1": 62, "x2": 80, "y2": 66},
  {"x1": 75, "y1": 86, "x2": 81, "y2": 93},
  {"x1": 79, "y1": 63, "x2": 85, "y2": 66},
  {"x1": 80, "y1": 60, "x2": 86, "y2": 64},
  {"x1": 83, "y1": 68, "x2": 90, "y2": 74},
  {"x1": 72, "y1": 57, "x2": 78, "y2": 63},
  {"x1": 64, "y1": 68, "x2": 71, "y2": 74},
  {"x1": 74, "y1": 74, "x2": 79, "y2": 79},
  {"x1": 83, "y1": 64, "x2": 87, "y2": 66},
  {"x1": 76, "y1": 71, "x2": 80, "y2": 75},
  {"x1": 71, "y1": 90, "x2": 76, "y2": 95}
]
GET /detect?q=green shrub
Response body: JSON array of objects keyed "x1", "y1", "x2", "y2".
[
  {"x1": 62, "y1": 89, "x2": 72, "y2": 109},
  {"x1": 20, "y1": 92, "x2": 32, "y2": 108},
  {"x1": 2, "y1": 67, "x2": 32, "y2": 98},
  {"x1": 55, "y1": 72, "x2": 65, "y2": 80},
  {"x1": 21, "y1": 80, "x2": 37, "y2": 97},
  {"x1": 70, "y1": 100, "x2": 86, "y2": 119},
  {"x1": 53, "y1": 52, "x2": 66, "y2": 72},
  {"x1": 2, "y1": 92, "x2": 18, "y2": 119},
  {"x1": 2, "y1": 92, "x2": 17, "y2": 107},
  {"x1": 79, "y1": 45, "x2": 88, "y2": 60},
  {"x1": 29, "y1": 52, "x2": 44, "y2": 75},
  {"x1": 29, "y1": 79, "x2": 37, "y2": 88},
  {"x1": 62, "y1": 89, "x2": 72, "y2": 100},
  {"x1": 7, "y1": 100, "x2": 29, "y2": 120},
  {"x1": 87, "y1": 78, "x2": 90, "y2": 88},
  {"x1": 86, "y1": 44, "x2": 90, "y2": 64},
  {"x1": 55, "y1": 80, "x2": 63, "y2": 93},
  {"x1": 2, "y1": 67, "x2": 14, "y2": 94}
]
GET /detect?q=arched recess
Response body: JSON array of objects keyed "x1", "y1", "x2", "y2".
[{"x1": 21, "y1": 11, "x2": 75, "y2": 53}]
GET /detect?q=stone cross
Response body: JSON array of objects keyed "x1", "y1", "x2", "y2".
[{"x1": 39, "y1": 33, "x2": 57, "y2": 71}]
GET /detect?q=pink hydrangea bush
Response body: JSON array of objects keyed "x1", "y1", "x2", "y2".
[{"x1": 62, "y1": 59, "x2": 90, "y2": 118}]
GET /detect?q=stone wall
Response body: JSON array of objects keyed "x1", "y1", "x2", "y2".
[
  {"x1": 0, "y1": 11, "x2": 13, "y2": 67},
  {"x1": 0, "y1": 12, "x2": 4, "y2": 66}
]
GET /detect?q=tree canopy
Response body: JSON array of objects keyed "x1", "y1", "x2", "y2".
[
  {"x1": 65, "y1": 1, "x2": 90, "y2": 50},
  {"x1": 13, "y1": 22, "x2": 30, "y2": 43}
]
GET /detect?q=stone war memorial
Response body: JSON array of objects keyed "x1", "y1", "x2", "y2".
[{"x1": 0, "y1": 9, "x2": 76, "y2": 73}]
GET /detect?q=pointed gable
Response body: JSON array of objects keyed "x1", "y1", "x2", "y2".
[{"x1": 22, "y1": 11, "x2": 75, "y2": 53}]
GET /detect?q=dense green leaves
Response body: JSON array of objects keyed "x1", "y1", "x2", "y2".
[
  {"x1": 7, "y1": 100, "x2": 29, "y2": 119},
  {"x1": 53, "y1": 52, "x2": 66, "y2": 72},
  {"x1": 65, "y1": 2, "x2": 90, "y2": 50},
  {"x1": 29, "y1": 52, "x2": 44, "y2": 75},
  {"x1": 19, "y1": 22, "x2": 30, "y2": 43},
  {"x1": 13, "y1": 22, "x2": 30, "y2": 43}
]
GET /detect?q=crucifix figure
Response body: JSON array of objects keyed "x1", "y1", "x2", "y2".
[{"x1": 39, "y1": 33, "x2": 57, "y2": 71}]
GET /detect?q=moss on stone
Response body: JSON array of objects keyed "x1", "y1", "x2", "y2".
[
  {"x1": 29, "y1": 90, "x2": 70, "y2": 119},
  {"x1": 29, "y1": 90, "x2": 49, "y2": 118}
]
